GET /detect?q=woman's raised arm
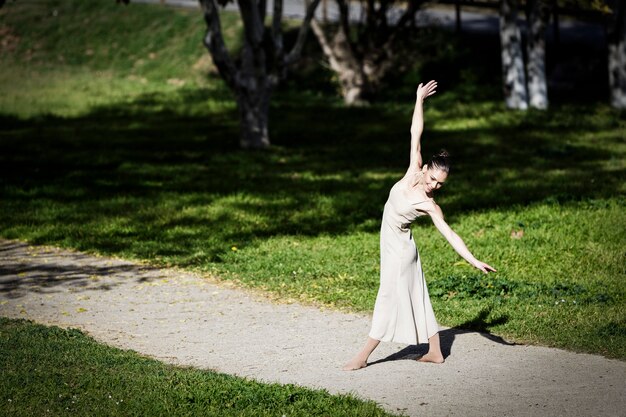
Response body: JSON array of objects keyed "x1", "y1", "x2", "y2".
[{"x1": 408, "y1": 81, "x2": 438, "y2": 174}]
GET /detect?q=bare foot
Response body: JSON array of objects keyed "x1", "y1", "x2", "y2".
[
  {"x1": 416, "y1": 352, "x2": 445, "y2": 364},
  {"x1": 342, "y1": 358, "x2": 367, "y2": 371}
]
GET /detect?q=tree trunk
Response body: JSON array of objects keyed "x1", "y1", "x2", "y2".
[
  {"x1": 235, "y1": 44, "x2": 272, "y2": 149},
  {"x1": 236, "y1": 87, "x2": 271, "y2": 149},
  {"x1": 311, "y1": 20, "x2": 368, "y2": 105},
  {"x1": 499, "y1": 0, "x2": 528, "y2": 110},
  {"x1": 200, "y1": 0, "x2": 320, "y2": 148},
  {"x1": 608, "y1": 0, "x2": 626, "y2": 109},
  {"x1": 526, "y1": 0, "x2": 549, "y2": 109}
]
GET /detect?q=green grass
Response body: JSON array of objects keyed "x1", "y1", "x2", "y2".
[
  {"x1": 0, "y1": 318, "x2": 395, "y2": 416},
  {"x1": 1, "y1": 0, "x2": 625, "y2": 361},
  {"x1": 0, "y1": 0, "x2": 240, "y2": 117}
]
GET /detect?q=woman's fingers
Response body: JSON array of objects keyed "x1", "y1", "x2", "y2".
[
  {"x1": 417, "y1": 80, "x2": 438, "y2": 101},
  {"x1": 483, "y1": 263, "x2": 497, "y2": 273},
  {"x1": 425, "y1": 81, "x2": 437, "y2": 96},
  {"x1": 417, "y1": 81, "x2": 437, "y2": 93},
  {"x1": 476, "y1": 261, "x2": 497, "y2": 273}
]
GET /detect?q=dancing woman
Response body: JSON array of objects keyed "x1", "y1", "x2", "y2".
[{"x1": 343, "y1": 80, "x2": 496, "y2": 370}]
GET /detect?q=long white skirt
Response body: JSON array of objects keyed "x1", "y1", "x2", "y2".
[{"x1": 368, "y1": 232, "x2": 439, "y2": 345}]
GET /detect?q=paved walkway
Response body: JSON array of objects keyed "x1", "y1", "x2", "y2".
[{"x1": 1, "y1": 238, "x2": 624, "y2": 416}]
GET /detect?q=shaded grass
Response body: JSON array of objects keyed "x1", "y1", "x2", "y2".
[
  {"x1": 1, "y1": 0, "x2": 625, "y2": 359},
  {"x1": 0, "y1": 318, "x2": 395, "y2": 416}
]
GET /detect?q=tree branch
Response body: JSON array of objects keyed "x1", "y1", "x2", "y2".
[
  {"x1": 394, "y1": 0, "x2": 424, "y2": 29},
  {"x1": 199, "y1": 0, "x2": 238, "y2": 91},
  {"x1": 284, "y1": 0, "x2": 322, "y2": 65},
  {"x1": 378, "y1": 0, "x2": 390, "y2": 31},
  {"x1": 258, "y1": 0, "x2": 267, "y2": 24},
  {"x1": 237, "y1": 0, "x2": 264, "y2": 48},
  {"x1": 336, "y1": 0, "x2": 358, "y2": 55},
  {"x1": 272, "y1": 0, "x2": 284, "y2": 60},
  {"x1": 310, "y1": 19, "x2": 335, "y2": 59}
]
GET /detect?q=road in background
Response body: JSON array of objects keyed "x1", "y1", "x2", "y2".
[{"x1": 130, "y1": 0, "x2": 605, "y2": 44}]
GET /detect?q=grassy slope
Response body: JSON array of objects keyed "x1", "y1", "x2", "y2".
[
  {"x1": 1, "y1": 0, "x2": 625, "y2": 361},
  {"x1": 0, "y1": 318, "x2": 394, "y2": 417}
]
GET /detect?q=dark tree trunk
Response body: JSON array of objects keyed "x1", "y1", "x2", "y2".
[
  {"x1": 499, "y1": 0, "x2": 528, "y2": 110},
  {"x1": 526, "y1": 0, "x2": 549, "y2": 109},
  {"x1": 608, "y1": 0, "x2": 626, "y2": 109},
  {"x1": 236, "y1": 70, "x2": 273, "y2": 149},
  {"x1": 199, "y1": 0, "x2": 320, "y2": 148},
  {"x1": 236, "y1": 92, "x2": 271, "y2": 149}
]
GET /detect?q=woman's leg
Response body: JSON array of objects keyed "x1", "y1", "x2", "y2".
[
  {"x1": 417, "y1": 332, "x2": 445, "y2": 363},
  {"x1": 342, "y1": 337, "x2": 380, "y2": 371}
]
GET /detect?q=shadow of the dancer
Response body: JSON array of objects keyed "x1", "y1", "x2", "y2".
[{"x1": 368, "y1": 307, "x2": 516, "y2": 366}]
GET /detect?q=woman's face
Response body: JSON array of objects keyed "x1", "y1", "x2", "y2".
[{"x1": 423, "y1": 166, "x2": 447, "y2": 193}]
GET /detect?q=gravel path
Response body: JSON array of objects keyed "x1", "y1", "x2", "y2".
[{"x1": 1, "y1": 238, "x2": 624, "y2": 417}]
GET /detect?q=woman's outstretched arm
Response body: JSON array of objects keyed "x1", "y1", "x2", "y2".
[
  {"x1": 409, "y1": 80, "x2": 438, "y2": 173},
  {"x1": 418, "y1": 201, "x2": 497, "y2": 274}
]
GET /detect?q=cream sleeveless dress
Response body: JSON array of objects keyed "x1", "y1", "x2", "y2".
[{"x1": 368, "y1": 178, "x2": 439, "y2": 345}]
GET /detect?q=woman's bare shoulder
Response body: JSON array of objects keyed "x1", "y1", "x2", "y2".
[{"x1": 414, "y1": 199, "x2": 444, "y2": 218}]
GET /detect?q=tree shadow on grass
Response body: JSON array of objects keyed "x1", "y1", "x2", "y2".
[
  {"x1": 0, "y1": 87, "x2": 624, "y2": 264},
  {"x1": 367, "y1": 307, "x2": 515, "y2": 366}
]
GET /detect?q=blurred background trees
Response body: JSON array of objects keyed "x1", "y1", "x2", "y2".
[
  {"x1": 105, "y1": 0, "x2": 624, "y2": 147},
  {"x1": 109, "y1": 0, "x2": 624, "y2": 145}
]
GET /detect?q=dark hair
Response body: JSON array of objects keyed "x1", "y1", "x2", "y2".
[{"x1": 426, "y1": 149, "x2": 450, "y2": 174}]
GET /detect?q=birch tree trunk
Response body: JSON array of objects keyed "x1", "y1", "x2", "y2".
[
  {"x1": 608, "y1": 0, "x2": 626, "y2": 109},
  {"x1": 200, "y1": 0, "x2": 320, "y2": 148},
  {"x1": 526, "y1": 0, "x2": 549, "y2": 109},
  {"x1": 499, "y1": 0, "x2": 528, "y2": 110}
]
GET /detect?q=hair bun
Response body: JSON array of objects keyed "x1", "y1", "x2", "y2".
[
  {"x1": 427, "y1": 149, "x2": 451, "y2": 173},
  {"x1": 436, "y1": 149, "x2": 450, "y2": 158}
]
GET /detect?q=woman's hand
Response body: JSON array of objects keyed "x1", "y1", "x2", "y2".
[
  {"x1": 416, "y1": 80, "x2": 438, "y2": 103},
  {"x1": 472, "y1": 259, "x2": 497, "y2": 274}
]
